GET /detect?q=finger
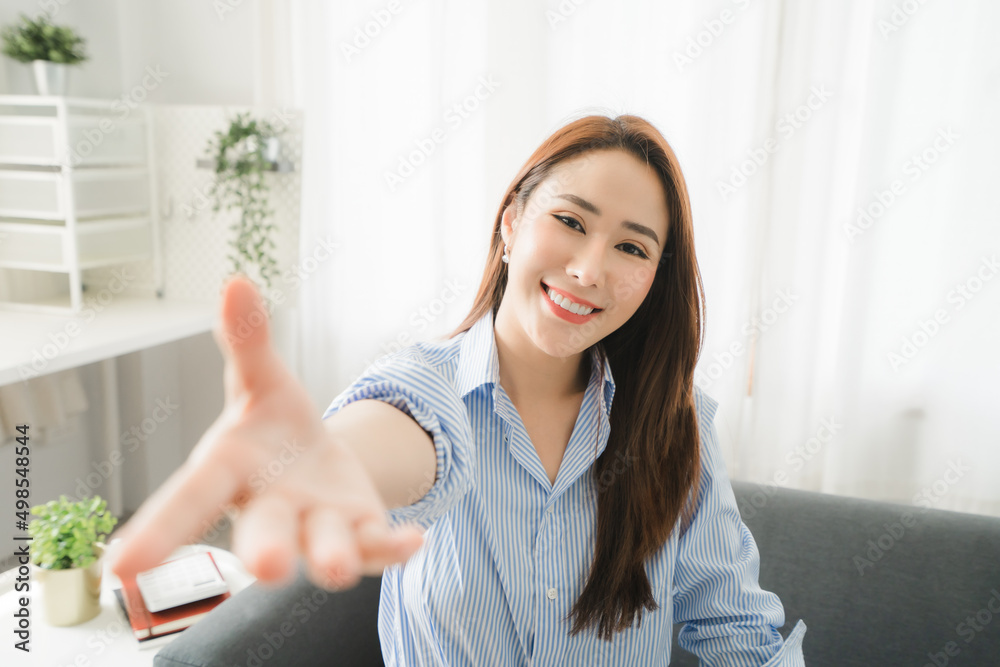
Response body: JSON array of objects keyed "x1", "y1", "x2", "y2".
[
  {"x1": 231, "y1": 493, "x2": 299, "y2": 586},
  {"x1": 355, "y1": 517, "x2": 424, "y2": 576},
  {"x1": 108, "y1": 444, "x2": 240, "y2": 581},
  {"x1": 301, "y1": 507, "x2": 362, "y2": 590},
  {"x1": 213, "y1": 275, "x2": 282, "y2": 396}
]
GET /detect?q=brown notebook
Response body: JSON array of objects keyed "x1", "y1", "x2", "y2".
[{"x1": 114, "y1": 553, "x2": 231, "y2": 641}]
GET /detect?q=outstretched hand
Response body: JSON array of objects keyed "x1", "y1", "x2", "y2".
[{"x1": 108, "y1": 275, "x2": 424, "y2": 589}]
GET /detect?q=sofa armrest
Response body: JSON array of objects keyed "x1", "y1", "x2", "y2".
[{"x1": 155, "y1": 562, "x2": 385, "y2": 667}]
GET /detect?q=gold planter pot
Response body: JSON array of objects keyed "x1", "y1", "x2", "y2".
[{"x1": 32, "y1": 543, "x2": 104, "y2": 627}]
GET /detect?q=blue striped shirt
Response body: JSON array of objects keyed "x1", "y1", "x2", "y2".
[{"x1": 323, "y1": 309, "x2": 807, "y2": 665}]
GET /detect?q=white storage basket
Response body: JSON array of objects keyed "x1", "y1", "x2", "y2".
[
  {"x1": 0, "y1": 101, "x2": 147, "y2": 167},
  {"x1": 0, "y1": 221, "x2": 63, "y2": 269},
  {"x1": 0, "y1": 168, "x2": 150, "y2": 220},
  {"x1": 0, "y1": 95, "x2": 161, "y2": 312},
  {"x1": 0, "y1": 217, "x2": 152, "y2": 271}
]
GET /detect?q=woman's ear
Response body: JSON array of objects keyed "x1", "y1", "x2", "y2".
[{"x1": 500, "y1": 204, "x2": 517, "y2": 245}]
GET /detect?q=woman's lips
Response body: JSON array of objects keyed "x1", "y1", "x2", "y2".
[
  {"x1": 541, "y1": 282, "x2": 602, "y2": 311},
  {"x1": 540, "y1": 282, "x2": 602, "y2": 324}
]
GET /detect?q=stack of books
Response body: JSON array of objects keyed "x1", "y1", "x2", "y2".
[{"x1": 113, "y1": 551, "x2": 231, "y2": 643}]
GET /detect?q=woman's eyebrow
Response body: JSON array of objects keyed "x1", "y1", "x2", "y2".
[{"x1": 554, "y1": 193, "x2": 661, "y2": 246}]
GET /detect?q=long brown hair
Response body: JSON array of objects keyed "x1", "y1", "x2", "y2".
[{"x1": 446, "y1": 114, "x2": 706, "y2": 640}]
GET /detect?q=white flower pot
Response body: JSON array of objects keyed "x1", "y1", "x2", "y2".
[
  {"x1": 32, "y1": 60, "x2": 68, "y2": 96},
  {"x1": 263, "y1": 136, "x2": 280, "y2": 162}
]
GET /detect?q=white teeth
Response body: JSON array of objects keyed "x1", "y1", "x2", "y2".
[{"x1": 545, "y1": 286, "x2": 594, "y2": 315}]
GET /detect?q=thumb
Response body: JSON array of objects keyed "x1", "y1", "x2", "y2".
[{"x1": 213, "y1": 275, "x2": 280, "y2": 395}]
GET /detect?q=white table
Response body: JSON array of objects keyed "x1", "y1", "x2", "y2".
[
  {"x1": 0, "y1": 297, "x2": 216, "y2": 386},
  {"x1": 0, "y1": 296, "x2": 216, "y2": 518},
  {"x1": 0, "y1": 544, "x2": 255, "y2": 666}
]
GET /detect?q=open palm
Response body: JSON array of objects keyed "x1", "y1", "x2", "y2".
[{"x1": 109, "y1": 276, "x2": 423, "y2": 589}]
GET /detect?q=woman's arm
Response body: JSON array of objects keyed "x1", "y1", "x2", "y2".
[
  {"x1": 320, "y1": 344, "x2": 476, "y2": 532},
  {"x1": 671, "y1": 388, "x2": 807, "y2": 666},
  {"x1": 323, "y1": 398, "x2": 437, "y2": 511}
]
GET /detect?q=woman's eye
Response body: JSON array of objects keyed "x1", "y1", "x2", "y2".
[
  {"x1": 620, "y1": 244, "x2": 649, "y2": 259},
  {"x1": 555, "y1": 215, "x2": 649, "y2": 260},
  {"x1": 555, "y1": 214, "x2": 583, "y2": 231}
]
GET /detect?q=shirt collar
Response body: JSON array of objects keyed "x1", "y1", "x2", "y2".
[{"x1": 454, "y1": 308, "x2": 616, "y2": 415}]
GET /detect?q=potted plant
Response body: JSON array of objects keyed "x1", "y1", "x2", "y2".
[
  {"x1": 28, "y1": 495, "x2": 117, "y2": 626},
  {"x1": 0, "y1": 13, "x2": 88, "y2": 96},
  {"x1": 204, "y1": 112, "x2": 284, "y2": 292}
]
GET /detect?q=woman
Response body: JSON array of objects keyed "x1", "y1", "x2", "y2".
[{"x1": 111, "y1": 114, "x2": 807, "y2": 664}]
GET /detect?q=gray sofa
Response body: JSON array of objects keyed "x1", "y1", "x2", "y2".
[{"x1": 155, "y1": 481, "x2": 1000, "y2": 666}]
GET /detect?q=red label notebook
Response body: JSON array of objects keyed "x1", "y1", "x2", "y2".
[{"x1": 114, "y1": 552, "x2": 232, "y2": 641}]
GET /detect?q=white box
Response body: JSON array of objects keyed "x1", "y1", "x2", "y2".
[{"x1": 0, "y1": 168, "x2": 150, "y2": 220}]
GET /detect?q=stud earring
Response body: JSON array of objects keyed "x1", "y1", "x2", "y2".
[{"x1": 501, "y1": 244, "x2": 510, "y2": 264}]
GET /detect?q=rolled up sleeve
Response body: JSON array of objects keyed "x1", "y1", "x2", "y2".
[
  {"x1": 322, "y1": 346, "x2": 474, "y2": 532},
  {"x1": 672, "y1": 388, "x2": 807, "y2": 666}
]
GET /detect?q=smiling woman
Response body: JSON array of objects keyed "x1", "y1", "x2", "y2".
[
  {"x1": 429, "y1": 114, "x2": 807, "y2": 663},
  {"x1": 495, "y1": 148, "x2": 669, "y2": 366},
  {"x1": 114, "y1": 114, "x2": 805, "y2": 667}
]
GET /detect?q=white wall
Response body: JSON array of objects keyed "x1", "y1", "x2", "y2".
[
  {"x1": 115, "y1": 0, "x2": 258, "y2": 105},
  {"x1": 1, "y1": 0, "x2": 258, "y2": 104},
  {"x1": 0, "y1": 0, "x2": 123, "y2": 98}
]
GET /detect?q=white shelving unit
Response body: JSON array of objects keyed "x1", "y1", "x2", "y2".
[{"x1": 0, "y1": 95, "x2": 162, "y2": 312}]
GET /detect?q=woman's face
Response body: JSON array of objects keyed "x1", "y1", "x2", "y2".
[{"x1": 499, "y1": 148, "x2": 670, "y2": 359}]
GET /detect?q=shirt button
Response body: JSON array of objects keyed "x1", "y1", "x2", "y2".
[
  {"x1": 546, "y1": 506, "x2": 554, "y2": 514},
  {"x1": 546, "y1": 587, "x2": 557, "y2": 600}
]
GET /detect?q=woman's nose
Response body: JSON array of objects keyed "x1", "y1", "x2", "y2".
[{"x1": 567, "y1": 242, "x2": 606, "y2": 289}]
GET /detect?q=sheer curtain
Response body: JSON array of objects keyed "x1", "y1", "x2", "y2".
[
  {"x1": 282, "y1": 0, "x2": 1000, "y2": 515},
  {"x1": 285, "y1": 0, "x2": 494, "y2": 407},
  {"x1": 678, "y1": 0, "x2": 1000, "y2": 516}
]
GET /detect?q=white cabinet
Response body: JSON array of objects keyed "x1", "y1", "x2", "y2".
[{"x1": 0, "y1": 95, "x2": 160, "y2": 312}]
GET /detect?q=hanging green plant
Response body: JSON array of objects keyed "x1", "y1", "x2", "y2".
[{"x1": 204, "y1": 112, "x2": 282, "y2": 291}]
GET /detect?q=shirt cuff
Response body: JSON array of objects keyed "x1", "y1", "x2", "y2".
[
  {"x1": 760, "y1": 619, "x2": 807, "y2": 666},
  {"x1": 323, "y1": 352, "x2": 474, "y2": 532}
]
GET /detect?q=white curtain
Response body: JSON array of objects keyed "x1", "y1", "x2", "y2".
[
  {"x1": 284, "y1": 0, "x2": 495, "y2": 406},
  {"x1": 280, "y1": 0, "x2": 1000, "y2": 516}
]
